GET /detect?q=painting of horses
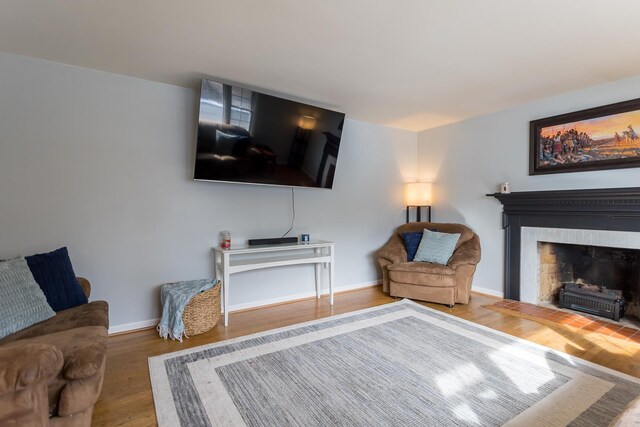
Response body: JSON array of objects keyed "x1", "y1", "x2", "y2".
[{"x1": 530, "y1": 98, "x2": 640, "y2": 175}]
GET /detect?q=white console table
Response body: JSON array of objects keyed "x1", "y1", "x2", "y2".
[{"x1": 212, "y1": 240, "x2": 335, "y2": 326}]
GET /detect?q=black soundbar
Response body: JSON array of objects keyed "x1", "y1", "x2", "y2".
[{"x1": 248, "y1": 237, "x2": 298, "y2": 246}]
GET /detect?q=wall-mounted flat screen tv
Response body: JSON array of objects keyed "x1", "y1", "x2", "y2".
[{"x1": 194, "y1": 78, "x2": 345, "y2": 189}]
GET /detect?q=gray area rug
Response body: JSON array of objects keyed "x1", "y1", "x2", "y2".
[{"x1": 149, "y1": 299, "x2": 640, "y2": 426}]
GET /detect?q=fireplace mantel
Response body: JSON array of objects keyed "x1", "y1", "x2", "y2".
[{"x1": 488, "y1": 187, "x2": 640, "y2": 300}]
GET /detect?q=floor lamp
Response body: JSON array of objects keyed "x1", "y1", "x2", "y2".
[{"x1": 406, "y1": 182, "x2": 432, "y2": 223}]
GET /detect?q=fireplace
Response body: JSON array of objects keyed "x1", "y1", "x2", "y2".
[
  {"x1": 538, "y1": 243, "x2": 640, "y2": 304},
  {"x1": 489, "y1": 187, "x2": 640, "y2": 312},
  {"x1": 537, "y1": 241, "x2": 640, "y2": 320}
]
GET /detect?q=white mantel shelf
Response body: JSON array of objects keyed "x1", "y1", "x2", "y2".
[{"x1": 212, "y1": 241, "x2": 335, "y2": 326}]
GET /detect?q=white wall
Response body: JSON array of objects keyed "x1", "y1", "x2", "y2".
[
  {"x1": 418, "y1": 75, "x2": 640, "y2": 297},
  {"x1": 0, "y1": 52, "x2": 417, "y2": 330}
]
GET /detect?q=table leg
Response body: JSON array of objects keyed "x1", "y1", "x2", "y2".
[
  {"x1": 214, "y1": 251, "x2": 222, "y2": 317},
  {"x1": 314, "y1": 248, "x2": 321, "y2": 299},
  {"x1": 329, "y1": 245, "x2": 334, "y2": 305},
  {"x1": 214, "y1": 251, "x2": 220, "y2": 285},
  {"x1": 223, "y1": 253, "x2": 230, "y2": 326}
]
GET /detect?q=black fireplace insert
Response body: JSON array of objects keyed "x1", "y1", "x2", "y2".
[{"x1": 559, "y1": 283, "x2": 625, "y2": 321}]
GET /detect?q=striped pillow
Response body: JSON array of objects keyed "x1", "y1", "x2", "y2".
[
  {"x1": 0, "y1": 257, "x2": 55, "y2": 339},
  {"x1": 414, "y1": 229, "x2": 461, "y2": 265}
]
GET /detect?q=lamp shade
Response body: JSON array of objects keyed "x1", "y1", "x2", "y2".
[
  {"x1": 298, "y1": 116, "x2": 317, "y2": 130},
  {"x1": 406, "y1": 182, "x2": 432, "y2": 206}
]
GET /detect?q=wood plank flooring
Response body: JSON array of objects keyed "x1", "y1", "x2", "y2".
[{"x1": 92, "y1": 286, "x2": 640, "y2": 426}]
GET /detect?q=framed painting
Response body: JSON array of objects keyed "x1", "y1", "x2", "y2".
[{"x1": 530, "y1": 98, "x2": 640, "y2": 175}]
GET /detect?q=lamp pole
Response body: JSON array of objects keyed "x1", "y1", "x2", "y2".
[{"x1": 406, "y1": 205, "x2": 432, "y2": 223}]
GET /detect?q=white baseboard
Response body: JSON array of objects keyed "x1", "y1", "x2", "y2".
[
  {"x1": 109, "y1": 318, "x2": 160, "y2": 335},
  {"x1": 108, "y1": 280, "x2": 381, "y2": 335},
  {"x1": 472, "y1": 285, "x2": 504, "y2": 298},
  {"x1": 227, "y1": 280, "x2": 380, "y2": 312}
]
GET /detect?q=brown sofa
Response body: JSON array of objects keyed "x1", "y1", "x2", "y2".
[
  {"x1": 0, "y1": 278, "x2": 108, "y2": 426},
  {"x1": 378, "y1": 222, "x2": 481, "y2": 307}
]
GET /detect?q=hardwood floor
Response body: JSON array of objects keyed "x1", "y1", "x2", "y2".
[{"x1": 93, "y1": 286, "x2": 640, "y2": 426}]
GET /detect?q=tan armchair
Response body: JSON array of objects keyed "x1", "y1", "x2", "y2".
[
  {"x1": 378, "y1": 222, "x2": 481, "y2": 307},
  {"x1": 0, "y1": 278, "x2": 108, "y2": 426}
]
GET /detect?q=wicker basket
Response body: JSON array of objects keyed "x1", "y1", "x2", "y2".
[{"x1": 182, "y1": 282, "x2": 221, "y2": 336}]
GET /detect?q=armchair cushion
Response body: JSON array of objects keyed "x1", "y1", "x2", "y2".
[
  {"x1": 389, "y1": 268, "x2": 457, "y2": 287},
  {"x1": 388, "y1": 261, "x2": 455, "y2": 275},
  {"x1": 0, "y1": 301, "x2": 109, "y2": 345},
  {"x1": 414, "y1": 229, "x2": 460, "y2": 265}
]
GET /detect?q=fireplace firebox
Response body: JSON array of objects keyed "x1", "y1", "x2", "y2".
[{"x1": 536, "y1": 241, "x2": 640, "y2": 321}]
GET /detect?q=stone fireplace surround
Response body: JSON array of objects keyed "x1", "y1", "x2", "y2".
[{"x1": 489, "y1": 187, "x2": 640, "y2": 301}]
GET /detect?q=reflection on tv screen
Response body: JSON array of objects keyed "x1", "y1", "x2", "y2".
[{"x1": 194, "y1": 78, "x2": 345, "y2": 189}]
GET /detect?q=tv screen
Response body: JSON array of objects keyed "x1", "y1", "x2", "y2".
[{"x1": 194, "y1": 78, "x2": 345, "y2": 189}]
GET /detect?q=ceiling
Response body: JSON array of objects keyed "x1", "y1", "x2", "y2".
[{"x1": 2, "y1": 1, "x2": 640, "y2": 131}]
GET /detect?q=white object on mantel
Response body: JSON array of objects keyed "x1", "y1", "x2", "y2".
[
  {"x1": 500, "y1": 182, "x2": 511, "y2": 194},
  {"x1": 212, "y1": 240, "x2": 335, "y2": 326}
]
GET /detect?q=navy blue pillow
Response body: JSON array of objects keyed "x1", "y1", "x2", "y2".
[
  {"x1": 402, "y1": 232, "x2": 424, "y2": 261},
  {"x1": 25, "y1": 247, "x2": 88, "y2": 311}
]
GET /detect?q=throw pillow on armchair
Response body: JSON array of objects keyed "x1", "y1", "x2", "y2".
[
  {"x1": 401, "y1": 232, "x2": 423, "y2": 261},
  {"x1": 414, "y1": 229, "x2": 461, "y2": 265},
  {"x1": 0, "y1": 257, "x2": 55, "y2": 339},
  {"x1": 26, "y1": 247, "x2": 88, "y2": 311}
]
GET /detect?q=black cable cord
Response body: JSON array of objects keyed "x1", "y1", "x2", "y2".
[{"x1": 281, "y1": 187, "x2": 295, "y2": 238}]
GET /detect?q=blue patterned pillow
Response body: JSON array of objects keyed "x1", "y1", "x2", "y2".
[
  {"x1": 26, "y1": 247, "x2": 88, "y2": 312},
  {"x1": 0, "y1": 257, "x2": 55, "y2": 339},
  {"x1": 414, "y1": 229, "x2": 461, "y2": 265},
  {"x1": 402, "y1": 232, "x2": 423, "y2": 261}
]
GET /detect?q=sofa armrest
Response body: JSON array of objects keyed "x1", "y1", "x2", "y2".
[
  {"x1": 0, "y1": 343, "x2": 63, "y2": 397},
  {"x1": 77, "y1": 277, "x2": 91, "y2": 299},
  {"x1": 448, "y1": 234, "x2": 481, "y2": 270},
  {"x1": 377, "y1": 234, "x2": 407, "y2": 265}
]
